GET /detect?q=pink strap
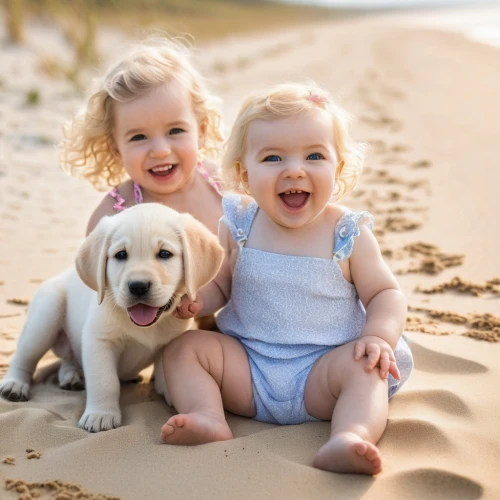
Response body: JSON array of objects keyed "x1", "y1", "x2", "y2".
[
  {"x1": 134, "y1": 183, "x2": 143, "y2": 203},
  {"x1": 108, "y1": 184, "x2": 142, "y2": 212},
  {"x1": 196, "y1": 162, "x2": 223, "y2": 195},
  {"x1": 108, "y1": 163, "x2": 220, "y2": 213},
  {"x1": 109, "y1": 187, "x2": 127, "y2": 212}
]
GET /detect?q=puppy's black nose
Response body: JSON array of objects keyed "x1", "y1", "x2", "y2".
[{"x1": 128, "y1": 280, "x2": 151, "y2": 297}]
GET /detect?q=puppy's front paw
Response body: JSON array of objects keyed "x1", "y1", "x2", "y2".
[
  {"x1": 78, "y1": 410, "x2": 122, "y2": 432},
  {"x1": 0, "y1": 379, "x2": 30, "y2": 401}
]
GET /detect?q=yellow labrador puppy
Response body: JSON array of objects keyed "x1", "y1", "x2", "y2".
[{"x1": 0, "y1": 203, "x2": 223, "y2": 432}]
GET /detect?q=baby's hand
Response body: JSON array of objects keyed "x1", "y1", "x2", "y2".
[
  {"x1": 174, "y1": 295, "x2": 201, "y2": 319},
  {"x1": 353, "y1": 335, "x2": 401, "y2": 380}
]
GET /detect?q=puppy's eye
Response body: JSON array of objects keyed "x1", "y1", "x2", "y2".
[
  {"x1": 158, "y1": 249, "x2": 173, "y2": 260},
  {"x1": 115, "y1": 250, "x2": 127, "y2": 260}
]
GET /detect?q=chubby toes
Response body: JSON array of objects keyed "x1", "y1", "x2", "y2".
[
  {"x1": 312, "y1": 432, "x2": 382, "y2": 475},
  {"x1": 160, "y1": 412, "x2": 232, "y2": 445}
]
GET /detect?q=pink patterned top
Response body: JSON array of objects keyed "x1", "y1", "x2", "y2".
[{"x1": 108, "y1": 163, "x2": 223, "y2": 212}]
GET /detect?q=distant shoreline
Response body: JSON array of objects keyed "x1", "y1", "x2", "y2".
[
  {"x1": 278, "y1": 0, "x2": 492, "y2": 10},
  {"x1": 280, "y1": 0, "x2": 500, "y2": 48},
  {"x1": 405, "y1": 5, "x2": 500, "y2": 48}
]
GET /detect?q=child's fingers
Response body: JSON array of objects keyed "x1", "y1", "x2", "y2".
[
  {"x1": 187, "y1": 302, "x2": 200, "y2": 316},
  {"x1": 353, "y1": 341, "x2": 367, "y2": 360},
  {"x1": 389, "y1": 360, "x2": 401, "y2": 380},
  {"x1": 365, "y1": 343, "x2": 380, "y2": 372},
  {"x1": 175, "y1": 307, "x2": 190, "y2": 319},
  {"x1": 174, "y1": 300, "x2": 197, "y2": 319},
  {"x1": 379, "y1": 351, "x2": 390, "y2": 379}
]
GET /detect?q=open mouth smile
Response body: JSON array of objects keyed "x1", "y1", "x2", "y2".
[
  {"x1": 127, "y1": 295, "x2": 176, "y2": 327},
  {"x1": 279, "y1": 190, "x2": 310, "y2": 210},
  {"x1": 148, "y1": 164, "x2": 178, "y2": 181}
]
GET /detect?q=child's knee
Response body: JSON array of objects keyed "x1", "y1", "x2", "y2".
[
  {"x1": 345, "y1": 355, "x2": 383, "y2": 386},
  {"x1": 163, "y1": 329, "x2": 201, "y2": 363}
]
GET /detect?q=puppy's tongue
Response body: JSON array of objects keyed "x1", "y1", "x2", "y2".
[
  {"x1": 280, "y1": 192, "x2": 309, "y2": 208},
  {"x1": 127, "y1": 304, "x2": 159, "y2": 326}
]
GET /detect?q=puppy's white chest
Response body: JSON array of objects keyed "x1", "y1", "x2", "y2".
[{"x1": 117, "y1": 343, "x2": 157, "y2": 379}]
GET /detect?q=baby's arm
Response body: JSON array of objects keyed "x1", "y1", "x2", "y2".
[
  {"x1": 349, "y1": 223, "x2": 407, "y2": 379},
  {"x1": 86, "y1": 194, "x2": 117, "y2": 236},
  {"x1": 176, "y1": 219, "x2": 234, "y2": 318}
]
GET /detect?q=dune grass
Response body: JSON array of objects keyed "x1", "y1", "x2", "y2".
[
  {"x1": 5, "y1": 0, "x2": 24, "y2": 43},
  {"x1": 12, "y1": 0, "x2": 349, "y2": 90},
  {"x1": 25, "y1": 0, "x2": 341, "y2": 41}
]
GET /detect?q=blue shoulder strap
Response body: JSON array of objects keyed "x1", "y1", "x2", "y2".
[
  {"x1": 333, "y1": 209, "x2": 374, "y2": 261},
  {"x1": 221, "y1": 194, "x2": 258, "y2": 248}
]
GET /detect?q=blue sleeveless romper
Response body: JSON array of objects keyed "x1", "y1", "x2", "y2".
[{"x1": 216, "y1": 194, "x2": 414, "y2": 425}]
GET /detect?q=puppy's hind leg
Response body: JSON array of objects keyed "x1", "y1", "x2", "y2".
[
  {"x1": 53, "y1": 332, "x2": 84, "y2": 391},
  {"x1": 58, "y1": 360, "x2": 85, "y2": 391},
  {"x1": 0, "y1": 280, "x2": 66, "y2": 401}
]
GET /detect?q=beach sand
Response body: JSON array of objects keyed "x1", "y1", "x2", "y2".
[{"x1": 1, "y1": 7, "x2": 500, "y2": 500}]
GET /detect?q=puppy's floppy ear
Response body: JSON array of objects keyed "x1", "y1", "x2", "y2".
[
  {"x1": 177, "y1": 214, "x2": 224, "y2": 301},
  {"x1": 76, "y1": 216, "x2": 113, "y2": 305}
]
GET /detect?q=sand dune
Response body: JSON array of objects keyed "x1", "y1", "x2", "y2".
[{"x1": 1, "y1": 7, "x2": 499, "y2": 500}]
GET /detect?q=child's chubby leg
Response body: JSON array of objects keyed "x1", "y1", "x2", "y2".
[
  {"x1": 160, "y1": 329, "x2": 255, "y2": 445},
  {"x1": 304, "y1": 341, "x2": 388, "y2": 475}
]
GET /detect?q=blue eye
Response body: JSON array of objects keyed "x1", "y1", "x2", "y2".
[
  {"x1": 115, "y1": 250, "x2": 127, "y2": 260},
  {"x1": 263, "y1": 155, "x2": 281, "y2": 162},
  {"x1": 158, "y1": 249, "x2": 173, "y2": 259},
  {"x1": 307, "y1": 153, "x2": 324, "y2": 160},
  {"x1": 169, "y1": 128, "x2": 184, "y2": 135},
  {"x1": 130, "y1": 134, "x2": 146, "y2": 142}
]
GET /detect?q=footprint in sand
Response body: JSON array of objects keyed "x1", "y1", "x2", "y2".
[
  {"x1": 392, "y1": 143, "x2": 411, "y2": 153},
  {"x1": 360, "y1": 97, "x2": 384, "y2": 113},
  {"x1": 405, "y1": 315, "x2": 452, "y2": 336},
  {"x1": 416, "y1": 276, "x2": 500, "y2": 298},
  {"x1": 368, "y1": 139, "x2": 388, "y2": 155},
  {"x1": 367, "y1": 169, "x2": 406, "y2": 185},
  {"x1": 361, "y1": 115, "x2": 402, "y2": 132},
  {"x1": 383, "y1": 216, "x2": 422, "y2": 232},
  {"x1": 383, "y1": 469, "x2": 483, "y2": 499},
  {"x1": 380, "y1": 85, "x2": 405, "y2": 101},
  {"x1": 388, "y1": 243, "x2": 465, "y2": 275},
  {"x1": 382, "y1": 418, "x2": 453, "y2": 454},
  {"x1": 406, "y1": 341, "x2": 488, "y2": 375},
  {"x1": 382, "y1": 156, "x2": 409, "y2": 165},
  {"x1": 411, "y1": 160, "x2": 432, "y2": 168},
  {"x1": 390, "y1": 389, "x2": 471, "y2": 419},
  {"x1": 407, "y1": 307, "x2": 500, "y2": 342}
]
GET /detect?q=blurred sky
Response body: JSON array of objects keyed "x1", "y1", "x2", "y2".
[{"x1": 281, "y1": 0, "x2": 499, "y2": 9}]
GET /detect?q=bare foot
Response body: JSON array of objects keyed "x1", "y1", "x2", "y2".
[
  {"x1": 312, "y1": 432, "x2": 382, "y2": 475},
  {"x1": 160, "y1": 412, "x2": 233, "y2": 445}
]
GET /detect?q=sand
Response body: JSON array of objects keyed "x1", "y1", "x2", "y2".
[{"x1": 1, "y1": 6, "x2": 499, "y2": 500}]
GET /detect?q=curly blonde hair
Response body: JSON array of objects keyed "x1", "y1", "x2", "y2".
[
  {"x1": 60, "y1": 36, "x2": 223, "y2": 190},
  {"x1": 221, "y1": 82, "x2": 365, "y2": 201}
]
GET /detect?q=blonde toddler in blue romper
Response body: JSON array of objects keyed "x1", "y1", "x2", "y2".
[
  {"x1": 160, "y1": 82, "x2": 413, "y2": 476},
  {"x1": 216, "y1": 195, "x2": 413, "y2": 426}
]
